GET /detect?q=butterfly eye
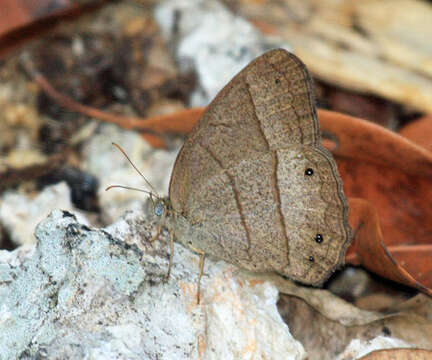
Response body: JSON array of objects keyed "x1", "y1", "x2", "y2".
[
  {"x1": 154, "y1": 202, "x2": 164, "y2": 217},
  {"x1": 305, "y1": 168, "x2": 314, "y2": 176},
  {"x1": 315, "y1": 234, "x2": 323, "y2": 243},
  {"x1": 275, "y1": 78, "x2": 280, "y2": 85}
]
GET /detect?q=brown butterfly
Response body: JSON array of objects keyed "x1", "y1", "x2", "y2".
[{"x1": 113, "y1": 49, "x2": 352, "y2": 303}]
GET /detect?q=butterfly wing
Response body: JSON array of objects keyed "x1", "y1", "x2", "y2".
[{"x1": 169, "y1": 49, "x2": 351, "y2": 285}]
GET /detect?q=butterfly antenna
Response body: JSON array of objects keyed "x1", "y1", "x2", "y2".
[
  {"x1": 105, "y1": 185, "x2": 155, "y2": 197},
  {"x1": 111, "y1": 142, "x2": 159, "y2": 198},
  {"x1": 149, "y1": 192, "x2": 157, "y2": 209}
]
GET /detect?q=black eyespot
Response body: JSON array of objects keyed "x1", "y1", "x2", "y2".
[
  {"x1": 315, "y1": 234, "x2": 323, "y2": 244},
  {"x1": 308, "y1": 256, "x2": 315, "y2": 262},
  {"x1": 275, "y1": 78, "x2": 280, "y2": 85},
  {"x1": 305, "y1": 168, "x2": 314, "y2": 176}
]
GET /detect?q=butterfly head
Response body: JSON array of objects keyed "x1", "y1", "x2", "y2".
[
  {"x1": 154, "y1": 201, "x2": 165, "y2": 217},
  {"x1": 152, "y1": 197, "x2": 172, "y2": 219}
]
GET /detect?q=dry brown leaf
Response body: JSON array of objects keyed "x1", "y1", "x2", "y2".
[
  {"x1": 399, "y1": 115, "x2": 432, "y2": 153},
  {"x1": 229, "y1": 0, "x2": 432, "y2": 113}
]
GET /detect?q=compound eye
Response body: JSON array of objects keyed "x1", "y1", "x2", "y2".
[{"x1": 154, "y1": 202, "x2": 164, "y2": 217}]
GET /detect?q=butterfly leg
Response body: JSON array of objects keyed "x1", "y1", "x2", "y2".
[
  {"x1": 188, "y1": 245, "x2": 206, "y2": 304},
  {"x1": 165, "y1": 228, "x2": 175, "y2": 281},
  {"x1": 197, "y1": 251, "x2": 206, "y2": 305},
  {"x1": 151, "y1": 224, "x2": 162, "y2": 242}
]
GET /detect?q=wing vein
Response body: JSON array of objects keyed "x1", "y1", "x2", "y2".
[
  {"x1": 272, "y1": 150, "x2": 290, "y2": 264},
  {"x1": 199, "y1": 142, "x2": 253, "y2": 260},
  {"x1": 245, "y1": 84, "x2": 270, "y2": 150}
]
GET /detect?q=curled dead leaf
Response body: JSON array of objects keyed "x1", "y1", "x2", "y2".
[{"x1": 399, "y1": 115, "x2": 432, "y2": 153}]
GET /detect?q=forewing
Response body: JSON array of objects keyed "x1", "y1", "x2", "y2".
[{"x1": 170, "y1": 49, "x2": 319, "y2": 214}]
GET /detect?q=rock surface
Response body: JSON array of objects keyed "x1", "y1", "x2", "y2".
[
  {"x1": 0, "y1": 182, "x2": 88, "y2": 246},
  {"x1": 0, "y1": 209, "x2": 306, "y2": 360}
]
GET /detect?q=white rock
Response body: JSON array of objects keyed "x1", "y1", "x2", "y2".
[
  {"x1": 0, "y1": 210, "x2": 306, "y2": 359},
  {"x1": 0, "y1": 182, "x2": 88, "y2": 245},
  {"x1": 202, "y1": 267, "x2": 304, "y2": 360},
  {"x1": 155, "y1": 0, "x2": 290, "y2": 106},
  {"x1": 81, "y1": 123, "x2": 179, "y2": 222},
  {"x1": 337, "y1": 335, "x2": 414, "y2": 360}
]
